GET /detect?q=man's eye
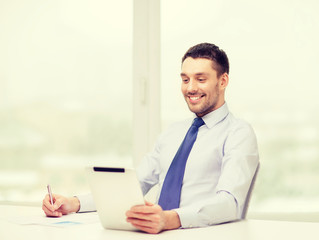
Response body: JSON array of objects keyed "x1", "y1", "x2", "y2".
[
  {"x1": 198, "y1": 79, "x2": 206, "y2": 82},
  {"x1": 182, "y1": 79, "x2": 189, "y2": 83}
]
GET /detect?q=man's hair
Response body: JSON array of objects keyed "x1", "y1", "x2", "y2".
[{"x1": 182, "y1": 43, "x2": 229, "y2": 77}]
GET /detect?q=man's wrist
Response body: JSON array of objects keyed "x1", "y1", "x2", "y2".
[
  {"x1": 71, "y1": 196, "x2": 80, "y2": 213},
  {"x1": 164, "y1": 210, "x2": 181, "y2": 230}
]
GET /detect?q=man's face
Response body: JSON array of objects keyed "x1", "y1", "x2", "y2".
[{"x1": 181, "y1": 57, "x2": 227, "y2": 117}]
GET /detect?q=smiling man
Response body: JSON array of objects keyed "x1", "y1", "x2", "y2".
[
  {"x1": 126, "y1": 43, "x2": 259, "y2": 233},
  {"x1": 42, "y1": 43, "x2": 259, "y2": 234}
]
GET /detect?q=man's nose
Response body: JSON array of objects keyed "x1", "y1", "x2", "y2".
[{"x1": 187, "y1": 79, "x2": 198, "y2": 93}]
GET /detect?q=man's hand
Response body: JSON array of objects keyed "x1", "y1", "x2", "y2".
[
  {"x1": 42, "y1": 194, "x2": 80, "y2": 217},
  {"x1": 126, "y1": 201, "x2": 181, "y2": 234}
]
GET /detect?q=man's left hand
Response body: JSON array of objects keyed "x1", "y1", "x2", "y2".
[{"x1": 126, "y1": 201, "x2": 181, "y2": 234}]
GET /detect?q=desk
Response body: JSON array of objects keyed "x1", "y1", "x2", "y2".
[{"x1": 0, "y1": 204, "x2": 318, "y2": 240}]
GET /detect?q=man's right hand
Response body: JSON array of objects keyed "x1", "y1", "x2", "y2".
[{"x1": 42, "y1": 194, "x2": 80, "y2": 217}]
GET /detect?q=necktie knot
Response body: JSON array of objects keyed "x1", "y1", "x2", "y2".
[{"x1": 192, "y1": 117, "x2": 205, "y2": 129}]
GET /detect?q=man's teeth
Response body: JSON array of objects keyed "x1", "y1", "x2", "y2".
[{"x1": 190, "y1": 96, "x2": 201, "y2": 100}]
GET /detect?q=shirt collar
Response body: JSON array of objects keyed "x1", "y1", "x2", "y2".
[{"x1": 198, "y1": 103, "x2": 229, "y2": 129}]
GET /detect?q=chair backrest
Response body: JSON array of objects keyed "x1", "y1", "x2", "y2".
[{"x1": 241, "y1": 163, "x2": 260, "y2": 219}]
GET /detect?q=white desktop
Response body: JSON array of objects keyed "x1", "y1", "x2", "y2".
[{"x1": 1, "y1": 204, "x2": 318, "y2": 240}]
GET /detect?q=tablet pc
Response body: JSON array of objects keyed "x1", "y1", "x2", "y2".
[{"x1": 86, "y1": 166, "x2": 144, "y2": 230}]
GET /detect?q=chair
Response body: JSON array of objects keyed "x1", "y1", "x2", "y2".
[{"x1": 241, "y1": 163, "x2": 260, "y2": 219}]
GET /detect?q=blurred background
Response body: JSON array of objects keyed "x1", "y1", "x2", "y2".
[{"x1": 0, "y1": 0, "x2": 318, "y2": 216}]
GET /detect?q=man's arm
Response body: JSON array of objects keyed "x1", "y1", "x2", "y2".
[
  {"x1": 174, "y1": 191, "x2": 238, "y2": 228},
  {"x1": 126, "y1": 201, "x2": 181, "y2": 234}
]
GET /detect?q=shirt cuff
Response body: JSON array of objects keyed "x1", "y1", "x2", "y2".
[
  {"x1": 76, "y1": 194, "x2": 96, "y2": 213},
  {"x1": 174, "y1": 206, "x2": 203, "y2": 228}
]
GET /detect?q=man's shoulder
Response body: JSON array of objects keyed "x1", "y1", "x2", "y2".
[
  {"x1": 227, "y1": 113, "x2": 252, "y2": 127},
  {"x1": 225, "y1": 113, "x2": 257, "y2": 138}
]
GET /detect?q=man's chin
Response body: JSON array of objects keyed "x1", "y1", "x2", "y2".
[{"x1": 187, "y1": 105, "x2": 203, "y2": 115}]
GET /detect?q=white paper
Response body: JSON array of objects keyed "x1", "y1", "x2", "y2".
[{"x1": 8, "y1": 212, "x2": 99, "y2": 228}]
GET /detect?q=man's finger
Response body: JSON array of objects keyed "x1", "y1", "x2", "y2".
[
  {"x1": 52, "y1": 195, "x2": 64, "y2": 210},
  {"x1": 144, "y1": 200, "x2": 154, "y2": 206},
  {"x1": 130, "y1": 204, "x2": 161, "y2": 214},
  {"x1": 129, "y1": 221, "x2": 160, "y2": 234},
  {"x1": 126, "y1": 211, "x2": 153, "y2": 221},
  {"x1": 42, "y1": 204, "x2": 60, "y2": 217},
  {"x1": 127, "y1": 217, "x2": 157, "y2": 228},
  {"x1": 43, "y1": 195, "x2": 55, "y2": 211},
  {"x1": 42, "y1": 204, "x2": 51, "y2": 216}
]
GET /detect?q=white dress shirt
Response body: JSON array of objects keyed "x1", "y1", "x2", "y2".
[
  {"x1": 137, "y1": 103, "x2": 259, "y2": 228},
  {"x1": 78, "y1": 103, "x2": 259, "y2": 228}
]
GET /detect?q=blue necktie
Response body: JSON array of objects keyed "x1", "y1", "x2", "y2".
[{"x1": 158, "y1": 117, "x2": 205, "y2": 210}]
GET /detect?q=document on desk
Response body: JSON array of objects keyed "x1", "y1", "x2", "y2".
[{"x1": 8, "y1": 212, "x2": 99, "y2": 228}]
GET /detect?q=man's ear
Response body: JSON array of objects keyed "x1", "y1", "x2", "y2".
[{"x1": 219, "y1": 73, "x2": 229, "y2": 90}]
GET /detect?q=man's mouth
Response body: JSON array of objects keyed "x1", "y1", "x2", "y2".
[{"x1": 188, "y1": 95, "x2": 204, "y2": 103}]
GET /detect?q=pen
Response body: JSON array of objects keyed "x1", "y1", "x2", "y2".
[{"x1": 47, "y1": 184, "x2": 54, "y2": 205}]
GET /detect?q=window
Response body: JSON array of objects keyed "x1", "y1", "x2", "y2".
[
  {"x1": 0, "y1": 0, "x2": 133, "y2": 202},
  {"x1": 2, "y1": 0, "x2": 319, "y2": 215},
  {"x1": 161, "y1": 0, "x2": 319, "y2": 212}
]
